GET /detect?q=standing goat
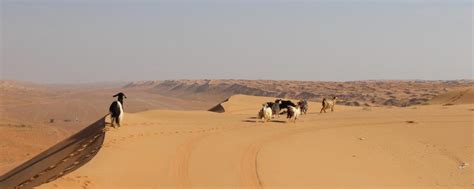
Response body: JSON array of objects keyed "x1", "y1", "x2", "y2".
[
  {"x1": 267, "y1": 100, "x2": 282, "y2": 118},
  {"x1": 320, "y1": 96, "x2": 338, "y2": 113},
  {"x1": 258, "y1": 103, "x2": 273, "y2": 123},
  {"x1": 298, "y1": 100, "x2": 309, "y2": 114},
  {"x1": 287, "y1": 105, "x2": 301, "y2": 123},
  {"x1": 109, "y1": 92, "x2": 126, "y2": 128},
  {"x1": 277, "y1": 99, "x2": 297, "y2": 110}
]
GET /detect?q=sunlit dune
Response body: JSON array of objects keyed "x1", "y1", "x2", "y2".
[{"x1": 32, "y1": 93, "x2": 473, "y2": 189}]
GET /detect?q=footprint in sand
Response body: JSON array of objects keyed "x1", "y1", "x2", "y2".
[{"x1": 80, "y1": 179, "x2": 92, "y2": 189}]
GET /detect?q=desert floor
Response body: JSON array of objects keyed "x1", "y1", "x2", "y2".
[{"x1": 36, "y1": 95, "x2": 473, "y2": 189}]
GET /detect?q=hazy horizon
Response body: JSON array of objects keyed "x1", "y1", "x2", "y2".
[{"x1": 1, "y1": 0, "x2": 472, "y2": 84}]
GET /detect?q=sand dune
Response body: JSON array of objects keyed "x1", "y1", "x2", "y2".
[
  {"x1": 27, "y1": 94, "x2": 472, "y2": 189},
  {"x1": 429, "y1": 87, "x2": 474, "y2": 105},
  {"x1": 1, "y1": 81, "x2": 473, "y2": 188},
  {"x1": 0, "y1": 81, "x2": 219, "y2": 174}
]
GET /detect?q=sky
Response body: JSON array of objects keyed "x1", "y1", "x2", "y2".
[{"x1": 1, "y1": 0, "x2": 472, "y2": 83}]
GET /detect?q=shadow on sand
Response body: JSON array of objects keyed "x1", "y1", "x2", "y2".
[
  {"x1": 0, "y1": 116, "x2": 108, "y2": 189},
  {"x1": 242, "y1": 119, "x2": 288, "y2": 124}
]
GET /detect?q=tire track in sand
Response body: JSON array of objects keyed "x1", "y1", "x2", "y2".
[
  {"x1": 239, "y1": 124, "x2": 356, "y2": 189},
  {"x1": 171, "y1": 134, "x2": 206, "y2": 188},
  {"x1": 170, "y1": 127, "x2": 233, "y2": 188},
  {"x1": 170, "y1": 124, "x2": 261, "y2": 188}
]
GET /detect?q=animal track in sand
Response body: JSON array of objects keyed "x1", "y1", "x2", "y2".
[
  {"x1": 81, "y1": 179, "x2": 92, "y2": 189},
  {"x1": 13, "y1": 132, "x2": 104, "y2": 189},
  {"x1": 170, "y1": 125, "x2": 245, "y2": 188},
  {"x1": 103, "y1": 127, "x2": 230, "y2": 148}
]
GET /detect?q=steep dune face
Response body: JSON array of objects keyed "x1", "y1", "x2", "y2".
[
  {"x1": 429, "y1": 87, "x2": 474, "y2": 105},
  {"x1": 36, "y1": 95, "x2": 472, "y2": 189},
  {"x1": 214, "y1": 95, "x2": 281, "y2": 114}
]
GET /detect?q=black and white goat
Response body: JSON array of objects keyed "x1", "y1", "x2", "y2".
[
  {"x1": 258, "y1": 103, "x2": 273, "y2": 123},
  {"x1": 287, "y1": 105, "x2": 301, "y2": 123},
  {"x1": 276, "y1": 99, "x2": 296, "y2": 110},
  {"x1": 109, "y1": 92, "x2": 126, "y2": 128}
]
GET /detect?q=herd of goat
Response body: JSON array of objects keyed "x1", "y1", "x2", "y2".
[
  {"x1": 108, "y1": 92, "x2": 338, "y2": 127},
  {"x1": 258, "y1": 97, "x2": 338, "y2": 123}
]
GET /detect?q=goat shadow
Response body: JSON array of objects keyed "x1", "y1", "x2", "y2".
[{"x1": 242, "y1": 119, "x2": 288, "y2": 124}]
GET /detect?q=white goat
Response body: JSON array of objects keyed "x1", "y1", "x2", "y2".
[{"x1": 258, "y1": 103, "x2": 273, "y2": 123}]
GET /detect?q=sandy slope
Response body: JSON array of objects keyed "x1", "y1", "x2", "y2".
[
  {"x1": 0, "y1": 81, "x2": 218, "y2": 174},
  {"x1": 38, "y1": 95, "x2": 473, "y2": 189},
  {"x1": 429, "y1": 87, "x2": 474, "y2": 105}
]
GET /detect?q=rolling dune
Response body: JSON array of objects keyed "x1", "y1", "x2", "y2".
[{"x1": 33, "y1": 94, "x2": 472, "y2": 189}]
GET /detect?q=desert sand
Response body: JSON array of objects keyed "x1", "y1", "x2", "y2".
[
  {"x1": 0, "y1": 80, "x2": 216, "y2": 174},
  {"x1": 30, "y1": 93, "x2": 472, "y2": 189},
  {"x1": 0, "y1": 81, "x2": 473, "y2": 188}
]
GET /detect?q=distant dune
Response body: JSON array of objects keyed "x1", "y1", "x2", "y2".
[
  {"x1": 429, "y1": 87, "x2": 474, "y2": 105},
  {"x1": 125, "y1": 79, "x2": 474, "y2": 107}
]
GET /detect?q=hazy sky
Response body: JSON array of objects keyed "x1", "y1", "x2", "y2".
[{"x1": 1, "y1": 0, "x2": 472, "y2": 83}]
